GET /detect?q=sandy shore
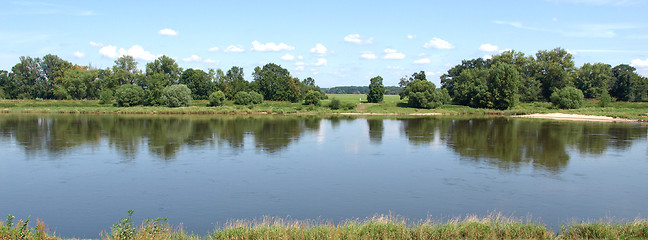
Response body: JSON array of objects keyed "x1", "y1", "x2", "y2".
[
  {"x1": 512, "y1": 113, "x2": 638, "y2": 122},
  {"x1": 335, "y1": 112, "x2": 446, "y2": 116}
]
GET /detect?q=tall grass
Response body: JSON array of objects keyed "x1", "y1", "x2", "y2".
[{"x1": 4, "y1": 213, "x2": 647, "y2": 240}]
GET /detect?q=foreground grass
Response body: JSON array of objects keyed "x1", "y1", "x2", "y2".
[
  {"x1": 2, "y1": 213, "x2": 648, "y2": 240},
  {"x1": 0, "y1": 94, "x2": 647, "y2": 121}
]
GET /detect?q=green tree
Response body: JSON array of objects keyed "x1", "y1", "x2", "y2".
[
  {"x1": 367, "y1": 75, "x2": 385, "y2": 103},
  {"x1": 222, "y1": 66, "x2": 249, "y2": 99},
  {"x1": 534, "y1": 48, "x2": 575, "y2": 100},
  {"x1": 112, "y1": 55, "x2": 141, "y2": 86},
  {"x1": 487, "y1": 63, "x2": 520, "y2": 110},
  {"x1": 611, "y1": 64, "x2": 648, "y2": 102},
  {"x1": 161, "y1": 84, "x2": 192, "y2": 107},
  {"x1": 304, "y1": 90, "x2": 322, "y2": 106},
  {"x1": 11, "y1": 56, "x2": 44, "y2": 99},
  {"x1": 403, "y1": 77, "x2": 450, "y2": 109},
  {"x1": 451, "y1": 67, "x2": 489, "y2": 108},
  {"x1": 145, "y1": 55, "x2": 182, "y2": 84},
  {"x1": 99, "y1": 89, "x2": 114, "y2": 105},
  {"x1": 550, "y1": 87, "x2": 584, "y2": 109},
  {"x1": 490, "y1": 50, "x2": 539, "y2": 102},
  {"x1": 575, "y1": 63, "x2": 613, "y2": 98},
  {"x1": 180, "y1": 68, "x2": 213, "y2": 100},
  {"x1": 252, "y1": 63, "x2": 300, "y2": 102},
  {"x1": 115, "y1": 84, "x2": 144, "y2": 107},
  {"x1": 440, "y1": 58, "x2": 490, "y2": 99}
]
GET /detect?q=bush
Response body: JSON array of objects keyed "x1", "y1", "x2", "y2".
[
  {"x1": 304, "y1": 90, "x2": 322, "y2": 106},
  {"x1": 329, "y1": 98, "x2": 341, "y2": 110},
  {"x1": 53, "y1": 85, "x2": 69, "y2": 100},
  {"x1": 99, "y1": 89, "x2": 114, "y2": 105},
  {"x1": 209, "y1": 90, "x2": 226, "y2": 106},
  {"x1": 550, "y1": 87, "x2": 584, "y2": 109},
  {"x1": 598, "y1": 90, "x2": 612, "y2": 107},
  {"x1": 115, "y1": 84, "x2": 144, "y2": 107},
  {"x1": 0, "y1": 88, "x2": 5, "y2": 99},
  {"x1": 249, "y1": 91, "x2": 264, "y2": 104},
  {"x1": 160, "y1": 84, "x2": 192, "y2": 107}
]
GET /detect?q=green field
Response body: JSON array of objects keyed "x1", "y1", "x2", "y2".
[{"x1": 1, "y1": 94, "x2": 647, "y2": 121}]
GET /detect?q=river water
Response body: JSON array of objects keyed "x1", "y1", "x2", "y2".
[{"x1": 0, "y1": 114, "x2": 646, "y2": 238}]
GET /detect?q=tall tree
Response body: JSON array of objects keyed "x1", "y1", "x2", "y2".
[
  {"x1": 180, "y1": 68, "x2": 213, "y2": 100},
  {"x1": 222, "y1": 66, "x2": 248, "y2": 99},
  {"x1": 490, "y1": 50, "x2": 539, "y2": 102},
  {"x1": 145, "y1": 55, "x2": 182, "y2": 84},
  {"x1": 252, "y1": 63, "x2": 300, "y2": 102},
  {"x1": 534, "y1": 48, "x2": 575, "y2": 100},
  {"x1": 440, "y1": 58, "x2": 490, "y2": 98},
  {"x1": 575, "y1": 63, "x2": 613, "y2": 98},
  {"x1": 11, "y1": 56, "x2": 44, "y2": 99},
  {"x1": 451, "y1": 68, "x2": 489, "y2": 108},
  {"x1": 367, "y1": 75, "x2": 385, "y2": 103},
  {"x1": 487, "y1": 63, "x2": 520, "y2": 110},
  {"x1": 112, "y1": 55, "x2": 141, "y2": 85},
  {"x1": 611, "y1": 64, "x2": 648, "y2": 102}
]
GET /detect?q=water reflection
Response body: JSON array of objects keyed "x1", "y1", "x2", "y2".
[{"x1": 0, "y1": 114, "x2": 644, "y2": 171}]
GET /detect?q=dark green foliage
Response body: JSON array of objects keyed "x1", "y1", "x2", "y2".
[
  {"x1": 180, "y1": 68, "x2": 214, "y2": 100},
  {"x1": 115, "y1": 84, "x2": 144, "y2": 107},
  {"x1": 611, "y1": 64, "x2": 648, "y2": 102},
  {"x1": 575, "y1": 63, "x2": 613, "y2": 98},
  {"x1": 99, "y1": 89, "x2": 114, "y2": 105},
  {"x1": 161, "y1": 84, "x2": 192, "y2": 107},
  {"x1": 535, "y1": 48, "x2": 576, "y2": 100},
  {"x1": 598, "y1": 90, "x2": 612, "y2": 107},
  {"x1": 367, "y1": 75, "x2": 385, "y2": 103},
  {"x1": 329, "y1": 98, "x2": 341, "y2": 110},
  {"x1": 440, "y1": 58, "x2": 490, "y2": 99},
  {"x1": 550, "y1": 87, "x2": 584, "y2": 109},
  {"x1": 487, "y1": 63, "x2": 520, "y2": 110},
  {"x1": 452, "y1": 68, "x2": 490, "y2": 108},
  {"x1": 252, "y1": 63, "x2": 301, "y2": 102},
  {"x1": 52, "y1": 85, "x2": 69, "y2": 100},
  {"x1": 209, "y1": 90, "x2": 226, "y2": 106},
  {"x1": 0, "y1": 88, "x2": 5, "y2": 99},
  {"x1": 145, "y1": 55, "x2": 182, "y2": 84},
  {"x1": 233, "y1": 91, "x2": 263, "y2": 105},
  {"x1": 304, "y1": 90, "x2": 322, "y2": 106},
  {"x1": 401, "y1": 72, "x2": 450, "y2": 109},
  {"x1": 222, "y1": 66, "x2": 249, "y2": 100},
  {"x1": 113, "y1": 55, "x2": 141, "y2": 85},
  {"x1": 110, "y1": 210, "x2": 135, "y2": 240}
]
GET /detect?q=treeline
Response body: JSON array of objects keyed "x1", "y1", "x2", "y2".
[
  {"x1": 437, "y1": 48, "x2": 647, "y2": 109},
  {"x1": 324, "y1": 86, "x2": 401, "y2": 95},
  {"x1": 0, "y1": 54, "x2": 326, "y2": 107}
]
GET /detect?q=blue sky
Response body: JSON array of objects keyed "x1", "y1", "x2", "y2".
[{"x1": 1, "y1": 0, "x2": 647, "y2": 87}]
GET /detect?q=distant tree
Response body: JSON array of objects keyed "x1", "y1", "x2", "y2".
[
  {"x1": 252, "y1": 63, "x2": 300, "y2": 102},
  {"x1": 551, "y1": 87, "x2": 584, "y2": 109},
  {"x1": 11, "y1": 56, "x2": 44, "y2": 99},
  {"x1": 402, "y1": 74, "x2": 450, "y2": 109},
  {"x1": 534, "y1": 48, "x2": 575, "y2": 100},
  {"x1": 440, "y1": 58, "x2": 490, "y2": 99},
  {"x1": 490, "y1": 50, "x2": 539, "y2": 102},
  {"x1": 451, "y1": 68, "x2": 489, "y2": 108},
  {"x1": 233, "y1": 91, "x2": 263, "y2": 105},
  {"x1": 99, "y1": 89, "x2": 114, "y2": 105},
  {"x1": 487, "y1": 63, "x2": 520, "y2": 110},
  {"x1": 367, "y1": 75, "x2": 385, "y2": 103},
  {"x1": 59, "y1": 68, "x2": 98, "y2": 100},
  {"x1": 180, "y1": 68, "x2": 213, "y2": 100},
  {"x1": 575, "y1": 63, "x2": 613, "y2": 98},
  {"x1": 304, "y1": 90, "x2": 322, "y2": 106},
  {"x1": 329, "y1": 98, "x2": 341, "y2": 110},
  {"x1": 611, "y1": 64, "x2": 648, "y2": 102},
  {"x1": 112, "y1": 55, "x2": 141, "y2": 86},
  {"x1": 145, "y1": 55, "x2": 182, "y2": 84},
  {"x1": 222, "y1": 66, "x2": 248, "y2": 99},
  {"x1": 161, "y1": 84, "x2": 192, "y2": 107}
]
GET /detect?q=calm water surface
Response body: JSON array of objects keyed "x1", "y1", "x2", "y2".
[{"x1": 0, "y1": 114, "x2": 646, "y2": 238}]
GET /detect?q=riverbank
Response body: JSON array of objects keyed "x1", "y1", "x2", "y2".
[
  {"x1": 2, "y1": 214, "x2": 647, "y2": 240},
  {"x1": 1, "y1": 94, "x2": 646, "y2": 122}
]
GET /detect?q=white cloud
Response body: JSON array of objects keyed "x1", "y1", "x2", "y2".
[
  {"x1": 310, "y1": 43, "x2": 328, "y2": 56},
  {"x1": 158, "y1": 28, "x2": 178, "y2": 36},
  {"x1": 73, "y1": 51, "x2": 85, "y2": 58},
  {"x1": 479, "y1": 43, "x2": 499, "y2": 52},
  {"x1": 204, "y1": 59, "x2": 218, "y2": 64},
  {"x1": 344, "y1": 34, "x2": 373, "y2": 44},
  {"x1": 208, "y1": 46, "x2": 219, "y2": 52},
  {"x1": 483, "y1": 55, "x2": 493, "y2": 60},
  {"x1": 99, "y1": 45, "x2": 157, "y2": 61},
  {"x1": 314, "y1": 58, "x2": 327, "y2": 66},
  {"x1": 631, "y1": 58, "x2": 648, "y2": 68},
  {"x1": 89, "y1": 41, "x2": 103, "y2": 47},
  {"x1": 281, "y1": 54, "x2": 295, "y2": 61},
  {"x1": 361, "y1": 51, "x2": 377, "y2": 60},
  {"x1": 224, "y1": 45, "x2": 244, "y2": 53},
  {"x1": 251, "y1": 40, "x2": 295, "y2": 51},
  {"x1": 182, "y1": 55, "x2": 202, "y2": 62},
  {"x1": 413, "y1": 58, "x2": 431, "y2": 64},
  {"x1": 383, "y1": 48, "x2": 405, "y2": 60},
  {"x1": 424, "y1": 38, "x2": 454, "y2": 49},
  {"x1": 407, "y1": 34, "x2": 416, "y2": 39},
  {"x1": 298, "y1": 55, "x2": 304, "y2": 60},
  {"x1": 295, "y1": 61, "x2": 306, "y2": 71}
]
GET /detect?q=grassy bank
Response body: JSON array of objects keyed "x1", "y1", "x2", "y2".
[
  {"x1": 1, "y1": 94, "x2": 647, "y2": 121},
  {"x1": 2, "y1": 213, "x2": 648, "y2": 240}
]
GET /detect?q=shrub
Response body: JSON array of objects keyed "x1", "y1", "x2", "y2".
[
  {"x1": 329, "y1": 98, "x2": 341, "y2": 110},
  {"x1": 99, "y1": 89, "x2": 114, "y2": 105},
  {"x1": 53, "y1": 85, "x2": 69, "y2": 100},
  {"x1": 550, "y1": 87, "x2": 584, "y2": 109},
  {"x1": 115, "y1": 84, "x2": 144, "y2": 107},
  {"x1": 160, "y1": 84, "x2": 192, "y2": 107},
  {"x1": 598, "y1": 90, "x2": 612, "y2": 107},
  {"x1": 0, "y1": 88, "x2": 5, "y2": 99},
  {"x1": 209, "y1": 90, "x2": 226, "y2": 106},
  {"x1": 249, "y1": 91, "x2": 264, "y2": 104},
  {"x1": 304, "y1": 90, "x2": 322, "y2": 106}
]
